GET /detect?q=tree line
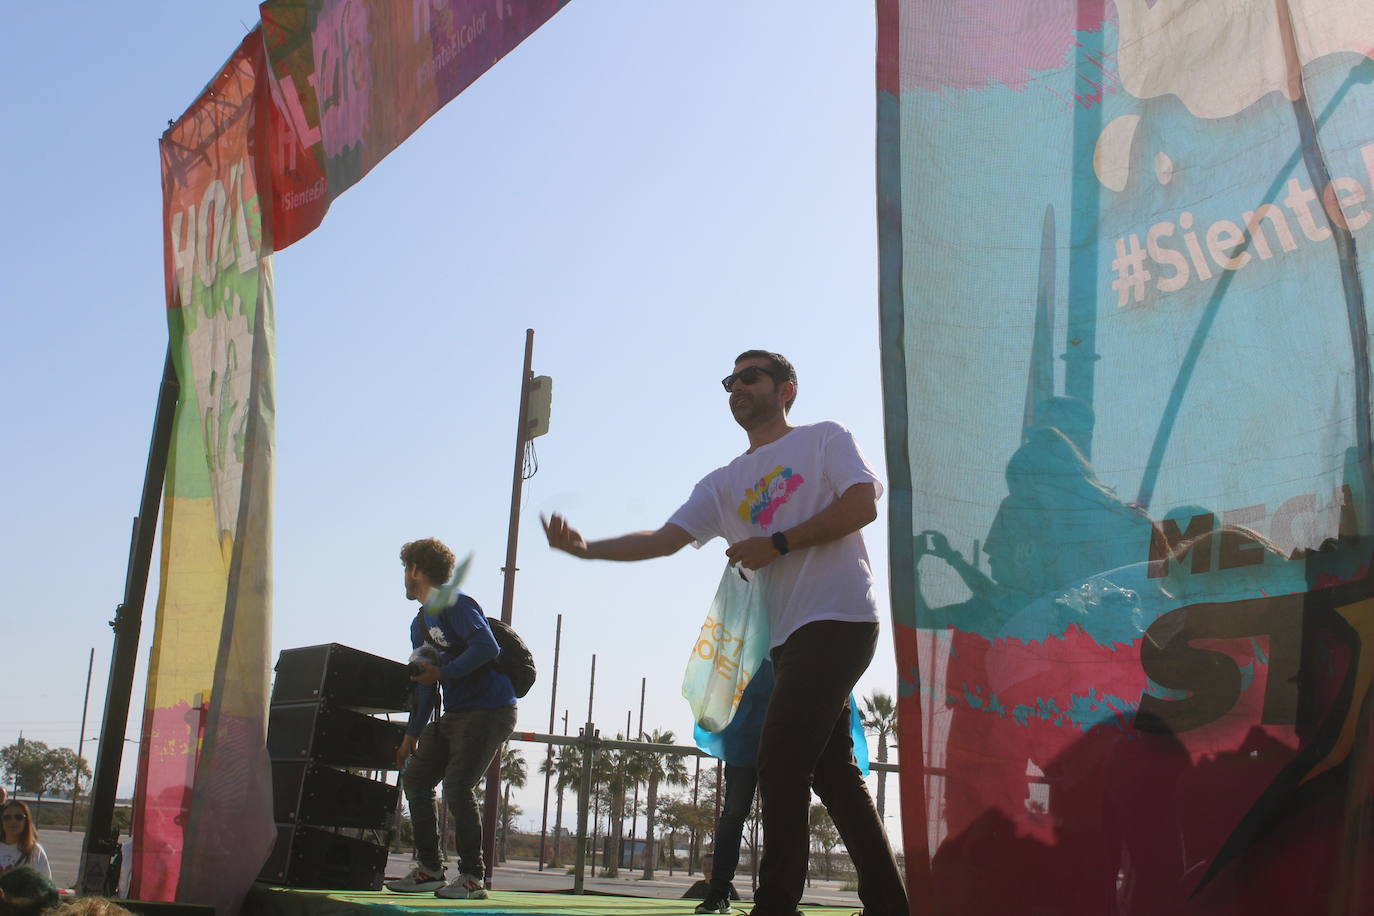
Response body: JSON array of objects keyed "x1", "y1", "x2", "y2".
[
  {"x1": 0, "y1": 738, "x2": 92, "y2": 811},
  {"x1": 503, "y1": 688, "x2": 901, "y2": 880}
]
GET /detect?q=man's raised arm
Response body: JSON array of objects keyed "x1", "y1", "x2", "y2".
[{"x1": 542, "y1": 513, "x2": 693, "y2": 562}]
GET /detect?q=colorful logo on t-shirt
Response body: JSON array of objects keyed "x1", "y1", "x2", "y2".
[{"x1": 738, "y1": 466, "x2": 805, "y2": 528}]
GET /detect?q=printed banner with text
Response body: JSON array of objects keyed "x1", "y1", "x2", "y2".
[
  {"x1": 878, "y1": 2, "x2": 1374, "y2": 913},
  {"x1": 139, "y1": 31, "x2": 277, "y2": 914},
  {"x1": 136, "y1": 3, "x2": 572, "y2": 910},
  {"x1": 260, "y1": 0, "x2": 571, "y2": 247}
]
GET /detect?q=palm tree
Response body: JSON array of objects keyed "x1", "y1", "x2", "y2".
[
  {"x1": 498, "y1": 746, "x2": 527, "y2": 861},
  {"x1": 622, "y1": 743, "x2": 651, "y2": 869},
  {"x1": 639, "y1": 729, "x2": 689, "y2": 879},
  {"x1": 593, "y1": 737, "x2": 641, "y2": 876},
  {"x1": 540, "y1": 746, "x2": 581, "y2": 867},
  {"x1": 861, "y1": 691, "x2": 899, "y2": 822}
]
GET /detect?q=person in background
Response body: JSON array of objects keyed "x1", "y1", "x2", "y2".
[
  {"x1": 688, "y1": 657, "x2": 775, "y2": 913},
  {"x1": 683, "y1": 854, "x2": 720, "y2": 899},
  {"x1": 0, "y1": 803, "x2": 49, "y2": 879},
  {"x1": 117, "y1": 830, "x2": 133, "y2": 898}
]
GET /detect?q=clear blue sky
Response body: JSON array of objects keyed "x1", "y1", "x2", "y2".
[{"x1": 0, "y1": 2, "x2": 896, "y2": 841}]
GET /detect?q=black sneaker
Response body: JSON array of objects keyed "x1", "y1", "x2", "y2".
[{"x1": 695, "y1": 893, "x2": 732, "y2": 914}]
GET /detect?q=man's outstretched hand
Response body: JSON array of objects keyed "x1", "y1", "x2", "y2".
[{"x1": 542, "y1": 512, "x2": 589, "y2": 557}]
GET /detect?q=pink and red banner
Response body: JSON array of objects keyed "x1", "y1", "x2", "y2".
[{"x1": 261, "y1": 0, "x2": 570, "y2": 247}]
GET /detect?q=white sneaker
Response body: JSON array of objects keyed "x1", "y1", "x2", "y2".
[
  {"x1": 384, "y1": 863, "x2": 446, "y2": 893},
  {"x1": 435, "y1": 872, "x2": 488, "y2": 899}
]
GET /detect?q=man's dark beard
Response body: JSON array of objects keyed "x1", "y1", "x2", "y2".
[{"x1": 731, "y1": 393, "x2": 780, "y2": 429}]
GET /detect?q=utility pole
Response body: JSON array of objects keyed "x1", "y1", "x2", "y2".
[
  {"x1": 690, "y1": 755, "x2": 701, "y2": 873},
  {"x1": 573, "y1": 656, "x2": 596, "y2": 894},
  {"x1": 482, "y1": 329, "x2": 553, "y2": 886},
  {"x1": 70, "y1": 648, "x2": 95, "y2": 832},
  {"x1": 628, "y1": 678, "x2": 645, "y2": 867},
  {"x1": 537, "y1": 614, "x2": 562, "y2": 869}
]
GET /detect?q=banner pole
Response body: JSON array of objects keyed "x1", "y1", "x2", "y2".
[{"x1": 78, "y1": 346, "x2": 179, "y2": 894}]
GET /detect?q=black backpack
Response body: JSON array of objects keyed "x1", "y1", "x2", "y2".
[
  {"x1": 485, "y1": 617, "x2": 537, "y2": 698},
  {"x1": 415, "y1": 610, "x2": 537, "y2": 698}
]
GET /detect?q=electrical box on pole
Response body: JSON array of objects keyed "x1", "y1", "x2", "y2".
[{"x1": 525, "y1": 375, "x2": 553, "y2": 439}]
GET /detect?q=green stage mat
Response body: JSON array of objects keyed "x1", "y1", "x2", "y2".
[{"x1": 246, "y1": 885, "x2": 860, "y2": 916}]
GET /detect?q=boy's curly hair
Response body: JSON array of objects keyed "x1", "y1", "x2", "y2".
[{"x1": 400, "y1": 538, "x2": 456, "y2": 585}]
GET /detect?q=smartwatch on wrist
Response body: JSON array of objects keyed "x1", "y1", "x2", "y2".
[{"x1": 771, "y1": 531, "x2": 790, "y2": 555}]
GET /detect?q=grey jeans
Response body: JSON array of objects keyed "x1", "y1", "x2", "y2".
[{"x1": 402, "y1": 703, "x2": 518, "y2": 876}]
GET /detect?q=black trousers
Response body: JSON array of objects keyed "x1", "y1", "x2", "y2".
[
  {"x1": 710, "y1": 764, "x2": 758, "y2": 897},
  {"x1": 753, "y1": 620, "x2": 907, "y2": 915}
]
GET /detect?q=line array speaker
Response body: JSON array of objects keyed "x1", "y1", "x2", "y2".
[
  {"x1": 263, "y1": 643, "x2": 406, "y2": 890},
  {"x1": 259, "y1": 824, "x2": 388, "y2": 890},
  {"x1": 271, "y1": 760, "x2": 399, "y2": 829},
  {"x1": 267, "y1": 701, "x2": 405, "y2": 770},
  {"x1": 271, "y1": 642, "x2": 412, "y2": 712}
]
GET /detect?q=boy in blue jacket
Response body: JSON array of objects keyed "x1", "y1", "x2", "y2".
[{"x1": 385, "y1": 538, "x2": 517, "y2": 900}]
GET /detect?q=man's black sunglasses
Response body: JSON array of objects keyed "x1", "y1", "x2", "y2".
[{"x1": 721, "y1": 366, "x2": 779, "y2": 391}]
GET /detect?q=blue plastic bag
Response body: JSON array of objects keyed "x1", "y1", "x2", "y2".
[
  {"x1": 693, "y1": 659, "x2": 870, "y2": 775},
  {"x1": 681, "y1": 566, "x2": 771, "y2": 732},
  {"x1": 693, "y1": 658, "x2": 775, "y2": 767}
]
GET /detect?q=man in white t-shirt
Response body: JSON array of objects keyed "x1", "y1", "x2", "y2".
[{"x1": 543, "y1": 350, "x2": 907, "y2": 916}]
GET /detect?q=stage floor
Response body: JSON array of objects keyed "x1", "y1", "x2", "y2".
[{"x1": 246, "y1": 885, "x2": 860, "y2": 916}]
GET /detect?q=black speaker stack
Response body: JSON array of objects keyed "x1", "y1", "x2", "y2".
[{"x1": 259, "y1": 643, "x2": 410, "y2": 890}]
